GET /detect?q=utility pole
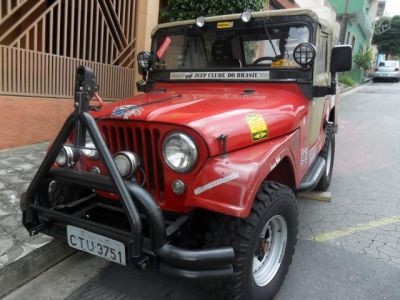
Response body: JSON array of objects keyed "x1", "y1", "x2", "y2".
[{"x1": 339, "y1": 0, "x2": 350, "y2": 44}]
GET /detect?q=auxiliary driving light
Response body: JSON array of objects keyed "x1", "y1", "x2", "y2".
[
  {"x1": 241, "y1": 11, "x2": 252, "y2": 23},
  {"x1": 55, "y1": 145, "x2": 77, "y2": 167},
  {"x1": 137, "y1": 51, "x2": 153, "y2": 70},
  {"x1": 113, "y1": 151, "x2": 140, "y2": 179},
  {"x1": 195, "y1": 16, "x2": 206, "y2": 28}
]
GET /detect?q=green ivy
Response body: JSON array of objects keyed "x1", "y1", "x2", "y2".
[{"x1": 160, "y1": 0, "x2": 265, "y2": 22}]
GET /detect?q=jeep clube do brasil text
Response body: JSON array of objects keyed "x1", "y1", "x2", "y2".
[{"x1": 21, "y1": 7, "x2": 352, "y2": 300}]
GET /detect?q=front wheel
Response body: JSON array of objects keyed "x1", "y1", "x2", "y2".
[{"x1": 206, "y1": 182, "x2": 298, "y2": 300}]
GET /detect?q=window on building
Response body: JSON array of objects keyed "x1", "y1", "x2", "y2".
[
  {"x1": 346, "y1": 32, "x2": 350, "y2": 44},
  {"x1": 351, "y1": 36, "x2": 356, "y2": 49}
]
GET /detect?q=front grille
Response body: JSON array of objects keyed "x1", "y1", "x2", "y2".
[{"x1": 101, "y1": 122, "x2": 165, "y2": 202}]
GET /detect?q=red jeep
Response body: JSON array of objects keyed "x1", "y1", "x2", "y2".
[{"x1": 22, "y1": 7, "x2": 352, "y2": 300}]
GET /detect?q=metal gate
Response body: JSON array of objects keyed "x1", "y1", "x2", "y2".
[{"x1": 0, "y1": 0, "x2": 138, "y2": 100}]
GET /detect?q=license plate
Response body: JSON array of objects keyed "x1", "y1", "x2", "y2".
[{"x1": 67, "y1": 225, "x2": 126, "y2": 266}]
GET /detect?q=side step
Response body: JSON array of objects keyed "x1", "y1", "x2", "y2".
[{"x1": 298, "y1": 157, "x2": 327, "y2": 192}]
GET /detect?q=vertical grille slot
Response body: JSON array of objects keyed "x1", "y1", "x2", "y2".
[{"x1": 100, "y1": 123, "x2": 164, "y2": 202}]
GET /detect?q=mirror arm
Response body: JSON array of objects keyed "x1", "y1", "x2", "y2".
[{"x1": 331, "y1": 72, "x2": 337, "y2": 95}]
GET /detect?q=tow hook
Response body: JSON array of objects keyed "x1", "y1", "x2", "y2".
[{"x1": 138, "y1": 256, "x2": 150, "y2": 271}]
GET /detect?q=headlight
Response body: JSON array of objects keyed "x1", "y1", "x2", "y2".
[
  {"x1": 82, "y1": 141, "x2": 99, "y2": 160},
  {"x1": 55, "y1": 145, "x2": 77, "y2": 167},
  {"x1": 162, "y1": 132, "x2": 198, "y2": 173},
  {"x1": 113, "y1": 151, "x2": 140, "y2": 179}
]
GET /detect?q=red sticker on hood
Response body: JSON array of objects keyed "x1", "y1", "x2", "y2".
[{"x1": 156, "y1": 36, "x2": 172, "y2": 59}]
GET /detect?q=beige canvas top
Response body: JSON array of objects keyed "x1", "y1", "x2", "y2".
[{"x1": 152, "y1": 7, "x2": 340, "y2": 37}]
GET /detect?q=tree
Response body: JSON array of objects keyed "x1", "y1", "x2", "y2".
[
  {"x1": 160, "y1": 0, "x2": 265, "y2": 22},
  {"x1": 372, "y1": 16, "x2": 400, "y2": 57}
]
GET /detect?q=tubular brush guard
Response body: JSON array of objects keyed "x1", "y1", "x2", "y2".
[{"x1": 20, "y1": 66, "x2": 235, "y2": 278}]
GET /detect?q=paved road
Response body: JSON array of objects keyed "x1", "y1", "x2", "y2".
[{"x1": 4, "y1": 82, "x2": 400, "y2": 300}]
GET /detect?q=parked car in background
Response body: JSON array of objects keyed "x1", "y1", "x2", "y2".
[{"x1": 373, "y1": 60, "x2": 400, "y2": 82}]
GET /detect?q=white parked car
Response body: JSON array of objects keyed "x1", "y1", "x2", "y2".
[{"x1": 373, "y1": 60, "x2": 400, "y2": 82}]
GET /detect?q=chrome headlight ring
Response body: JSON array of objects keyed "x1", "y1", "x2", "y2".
[{"x1": 162, "y1": 132, "x2": 198, "y2": 173}]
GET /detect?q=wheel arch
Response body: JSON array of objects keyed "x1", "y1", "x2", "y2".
[
  {"x1": 186, "y1": 131, "x2": 300, "y2": 218},
  {"x1": 265, "y1": 156, "x2": 296, "y2": 191}
]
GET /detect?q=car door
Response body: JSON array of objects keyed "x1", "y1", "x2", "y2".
[{"x1": 308, "y1": 31, "x2": 330, "y2": 149}]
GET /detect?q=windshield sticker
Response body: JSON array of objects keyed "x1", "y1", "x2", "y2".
[
  {"x1": 246, "y1": 113, "x2": 268, "y2": 142},
  {"x1": 170, "y1": 71, "x2": 270, "y2": 81},
  {"x1": 156, "y1": 36, "x2": 172, "y2": 59},
  {"x1": 112, "y1": 105, "x2": 143, "y2": 119},
  {"x1": 194, "y1": 173, "x2": 240, "y2": 196},
  {"x1": 217, "y1": 21, "x2": 233, "y2": 29}
]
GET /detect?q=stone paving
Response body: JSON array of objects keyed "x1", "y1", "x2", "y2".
[{"x1": 0, "y1": 143, "x2": 52, "y2": 268}]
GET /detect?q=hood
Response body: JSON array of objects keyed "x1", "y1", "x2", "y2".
[{"x1": 92, "y1": 83, "x2": 309, "y2": 156}]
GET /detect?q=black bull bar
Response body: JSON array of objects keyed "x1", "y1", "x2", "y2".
[{"x1": 20, "y1": 66, "x2": 234, "y2": 279}]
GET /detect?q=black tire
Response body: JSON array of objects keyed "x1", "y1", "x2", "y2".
[
  {"x1": 48, "y1": 181, "x2": 90, "y2": 207},
  {"x1": 314, "y1": 124, "x2": 335, "y2": 191},
  {"x1": 205, "y1": 181, "x2": 298, "y2": 300},
  {"x1": 373, "y1": 78, "x2": 378, "y2": 83}
]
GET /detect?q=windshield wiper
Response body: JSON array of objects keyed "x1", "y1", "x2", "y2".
[{"x1": 263, "y1": 20, "x2": 278, "y2": 57}]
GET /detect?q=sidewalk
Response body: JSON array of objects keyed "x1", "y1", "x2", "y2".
[{"x1": 0, "y1": 143, "x2": 74, "y2": 297}]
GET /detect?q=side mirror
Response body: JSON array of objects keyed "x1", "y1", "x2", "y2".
[
  {"x1": 330, "y1": 45, "x2": 352, "y2": 73},
  {"x1": 137, "y1": 51, "x2": 155, "y2": 76}
]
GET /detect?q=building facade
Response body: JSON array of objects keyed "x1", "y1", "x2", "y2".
[
  {"x1": 0, "y1": 0, "x2": 159, "y2": 101},
  {"x1": 0, "y1": 0, "x2": 159, "y2": 149},
  {"x1": 328, "y1": 0, "x2": 379, "y2": 82}
]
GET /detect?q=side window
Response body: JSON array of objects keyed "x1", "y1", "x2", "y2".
[{"x1": 316, "y1": 34, "x2": 328, "y2": 74}]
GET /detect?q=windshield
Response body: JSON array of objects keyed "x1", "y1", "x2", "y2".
[{"x1": 153, "y1": 24, "x2": 310, "y2": 71}]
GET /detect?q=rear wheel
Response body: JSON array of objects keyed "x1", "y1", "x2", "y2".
[{"x1": 205, "y1": 182, "x2": 298, "y2": 300}]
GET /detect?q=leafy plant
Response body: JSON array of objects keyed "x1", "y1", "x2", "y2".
[
  {"x1": 339, "y1": 73, "x2": 356, "y2": 87},
  {"x1": 160, "y1": 0, "x2": 265, "y2": 22},
  {"x1": 353, "y1": 48, "x2": 373, "y2": 71}
]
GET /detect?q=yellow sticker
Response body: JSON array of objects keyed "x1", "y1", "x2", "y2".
[
  {"x1": 217, "y1": 21, "x2": 233, "y2": 29},
  {"x1": 246, "y1": 113, "x2": 268, "y2": 142}
]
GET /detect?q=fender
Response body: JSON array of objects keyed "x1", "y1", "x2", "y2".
[{"x1": 185, "y1": 130, "x2": 300, "y2": 218}]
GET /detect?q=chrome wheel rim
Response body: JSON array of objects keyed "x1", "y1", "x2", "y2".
[
  {"x1": 252, "y1": 215, "x2": 288, "y2": 287},
  {"x1": 326, "y1": 141, "x2": 333, "y2": 177}
]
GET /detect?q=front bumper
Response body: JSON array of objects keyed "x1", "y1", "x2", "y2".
[{"x1": 21, "y1": 112, "x2": 234, "y2": 280}]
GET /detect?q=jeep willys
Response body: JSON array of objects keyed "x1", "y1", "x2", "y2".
[{"x1": 21, "y1": 7, "x2": 351, "y2": 300}]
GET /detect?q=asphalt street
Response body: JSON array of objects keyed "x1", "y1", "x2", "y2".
[{"x1": 4, "y1": 82, "x2": 400, "y2": 300}]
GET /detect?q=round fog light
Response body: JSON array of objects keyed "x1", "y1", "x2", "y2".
[
  {"x1": 113, "y1": 151, "x2": 140, "y2": 179},
  {"x1": 172, "y1": 180, "x2": 185, "y2": 195},
  {"x1": 55, "y1": 146, "x2": 76, "y2": 167}
]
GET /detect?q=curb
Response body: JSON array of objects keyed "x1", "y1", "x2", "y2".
[
  {"x1": 340, "y1": 80, "x2": 371, "y2": 98},
  {"x1": 0, "y1": 239, "x2": 75, "y2": 298}
]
